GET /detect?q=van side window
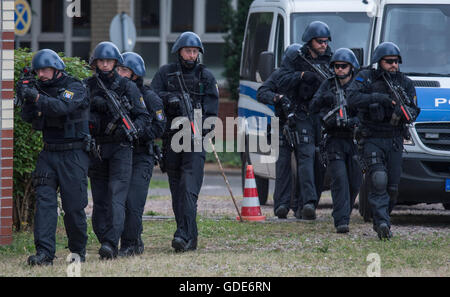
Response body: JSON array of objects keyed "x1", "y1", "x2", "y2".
[
  {"x1": 241, "y1": 12, "x2": 273, "y2": 81},
  {"x1": 275, "y1": 14, "x2": 285, "y2": 68}
]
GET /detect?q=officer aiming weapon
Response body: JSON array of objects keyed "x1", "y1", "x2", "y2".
[
  {"x1": 167, "y1": 71, "x2": 203, "y2": 145},
  {"x1": 322, "y1": 77, "x2": 349, "y2": 128},
  {"x1": 15, "y1": 67, "x2": 38, "y2": 107},
  {"x1": 298, "y1": 52, "x2": 333, "y2": 81},
  {"x1": 95, "y1": 74, "x2": 139, "y2": 142},
  {"x1": 382, "y1": 73, "x2": 414, "y2": 126}
]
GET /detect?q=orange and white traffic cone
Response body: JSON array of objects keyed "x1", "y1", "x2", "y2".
[{"x1": 237, "y1": 165, "x2": 266, "y2": 221}]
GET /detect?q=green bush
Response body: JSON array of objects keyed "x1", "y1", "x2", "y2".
[
  {"x1": 222, "y1": 0, "x2": 254, "y2": 101},
  {"x1": 13, "y1": 48, "x2": 92, "y2": 231}
]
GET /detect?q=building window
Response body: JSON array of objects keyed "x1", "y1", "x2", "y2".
[
  {"x1": 73, "y1": 0, "x2": 91, "y2": 37},
  {"x1": 41, "y1": 0, "x2": 63, "y2": 32},
  {"x1": 135, "y1": 0, "x2": 160, "y2": 36},
  {"x1": 206, "y1": 0, "x2": 227, "y2": 33},
  {"x1": 171, "y1": 0, "x2": 194, "y2": 32},
  {"x1": 39, "y1": 42, "x2": 64, "y2": 53},
  {"x1": 134, "y1": 43, "x2": 160, "y2": 78},
  {"x1": 202, "y1": 43, "x2": 225, "y2": 80},
  {"x1": 72, "y1": 42, "x2": 91, "y2": 63}
]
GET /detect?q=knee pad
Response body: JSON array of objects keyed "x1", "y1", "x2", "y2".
[{"x1": 371, "y1": 170, "x2": 387, "y2": 194}]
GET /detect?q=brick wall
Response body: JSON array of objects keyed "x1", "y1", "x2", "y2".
[{"x1": 1, "y1": 0, "x2": 15, "y2": 245}]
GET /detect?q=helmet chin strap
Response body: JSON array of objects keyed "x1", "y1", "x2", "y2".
[
  {"x1": 96, "y1": 66, "x2": 116, "y2": 80},
  {"x1": 178, "y1": 54, "x2": 198, "y2": 70}
]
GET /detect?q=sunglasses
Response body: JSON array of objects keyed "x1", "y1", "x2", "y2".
[
  {"x1": 382, "y1": 58, "x2": 399, "y2": 65},
  {"x1": 315, "y1": 39, "x2": 329, "y2": 45},
  {"x1": 333, "y1": 63, "x2": 349, "y2": 70}
]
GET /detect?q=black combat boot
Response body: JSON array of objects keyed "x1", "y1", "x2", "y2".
[
  {"x1": 302, "y1": 203, "x2": 316, "y2": 220},
  {"x1": 99, "y1": 242, "x2": 117, "y2": 260},
  {"x1": 275, "y1": 205, "x2": 289, "y2": 219},
  {"x1": 376, "y1": 223, "x2": 392, "y2": 240},
  {"x1": 27, "y1": 253, "x2": 53, "y2": 266},
  {"x1": 336, "y1": 224, "x2": 350, "y2": 234}
]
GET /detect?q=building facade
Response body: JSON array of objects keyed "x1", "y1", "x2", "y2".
[
  {"x1": 0, "y1": 0, "x2": 15, "y2": 246},
  {"x1": 15, "y1": 0, "x2": 237, "y2": 81}
]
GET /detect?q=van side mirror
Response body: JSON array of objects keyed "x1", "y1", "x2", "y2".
[
  {"x1": 350, "y1": 48, "x2": 364, "y2": 68},
  {"x1": 257, "y1": 51, "x2": 275, "y2": 82}
]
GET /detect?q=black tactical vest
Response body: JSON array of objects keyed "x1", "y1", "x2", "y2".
[{"x1": 38, "y1": 75, "x2": 89, "y2": 143}]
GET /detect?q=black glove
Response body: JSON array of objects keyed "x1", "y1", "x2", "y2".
[
  {"x1": 371, "y1": 93, "x2": 393, "y2": 107},
  {"x1": 167, "y1": 95, "x2": 181, "y2": 114},
  {"x1": 92, "y1": 96, "x2": 109, "y2": 113},
  {"x1": 22, "y1": 85, "x2": 39, "y2": 103},
  {"x1": 321, "y1": 92, "x2": 335, "y2": 106},
  {"x1": 114, "y1": 127, "x2": 130, "y2": 142},
  {"x1": 302, "y1": 71, "x2": 321, "y2": 84}
]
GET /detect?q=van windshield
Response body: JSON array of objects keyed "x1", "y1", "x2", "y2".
[
  {"x1": 291, "y1": 12, "x2": 371, "y2": 60},
  {"x1": 381, "y1": 4, "x2": 450, "y2": 76}
]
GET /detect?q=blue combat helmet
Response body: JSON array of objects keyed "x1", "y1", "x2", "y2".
[
  {"x1": 171, "y1": 31, "x2": 204, "y2": 54},
  {"x1": 371, "y1": 42, "x2": 402, "y2": 65},
  {"x1": 302, "y1": 21, "x2": 331, "y2": 43},
  {"x1": 121, "y1": 52, "x2": 146, "y2": 77},
  {"x1": 32, "y1": 49, "x2": 65, "y2": 71}
]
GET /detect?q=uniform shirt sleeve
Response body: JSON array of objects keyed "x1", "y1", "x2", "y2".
[
  {"x1": 125, "y1": 79, "x2": 151, "y2": 133},
  {"x1": 143, "y1": 88, "x2": 166, "y2": 140},
  {"x1": 256, "y1": 69, "x2": 281, "y2": 105},
  {"x1": 309, "y1": 79, "x2": 330, "y2": 114},
  {"x1": 347, "y1": 71, "x2": 374, "y2": 110},
  {"x1": 202, "y1": 69, "x2": 219, "y2": 120},
  {"x1": 36, "y1": 80, "x2": 88, "y2": 117}
]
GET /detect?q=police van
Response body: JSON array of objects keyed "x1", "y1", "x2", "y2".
[
  {"x1": 238, "y1": 0, "x2": 450, "y2": 212},
  {"x1": 358, "y1": 0, "x2": 450, "y2": 219},
  {"x1": 238, "y1": 0, "x2": 373, "y2": 205}
]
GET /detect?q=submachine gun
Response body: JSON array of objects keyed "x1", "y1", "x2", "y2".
[
  {"x1": 382, "y1": 73, "x2": 415, "y2": 126},
  {"x1": 167, "y1": 71, "x2": 203, "y2": 145},
  {"x1": 322, "y1": 77, "x2": 349, "y2": 128},
  {"x1": 15, "y1": 67, "x2": 38, "y2": 107},
  {"x1": 281, "y1": 100, "x2": 300, "y2": 150},
  {"x1": 95, "y1": 74, "x2": 139, "y2": 143},
  {"x1": 298, "y1": 52, "x2": 333, "y2": 82}
]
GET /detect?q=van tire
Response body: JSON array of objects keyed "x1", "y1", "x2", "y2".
[
  {"x1": 443, "y1": 203, "x2": 450, "y2": 210},
  {"x1": 241, "y1": 152, "x2": 269, "y2": 205},
  {"x1": 358, "y1": 174, "x2": 372, "y2": 222}
]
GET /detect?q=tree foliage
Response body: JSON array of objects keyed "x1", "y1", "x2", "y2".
[
  {"x1": 222, "y1": 0, "x2": 254, "y2": 101},
  {"x1": 13, "y1": 48, "x2": 92, "y2": 230}
]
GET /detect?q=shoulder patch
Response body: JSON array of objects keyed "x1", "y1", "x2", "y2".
[
  {"x1": 155, "y1": 109, "x2": 165, "y2": 121},
  {"x1": 63, "y1": 90, "x2": 74, "y2": 100},
  {"x1": 139, "y1": 96, "x2": 146, "y2": 108},
  {"x1": 355, "y1": 77, "x2": 364, "y2": 82}
]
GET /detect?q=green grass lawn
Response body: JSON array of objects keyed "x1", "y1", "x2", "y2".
[{"x1": 0, "y1": 215, "x2": 448, "y2": 277}]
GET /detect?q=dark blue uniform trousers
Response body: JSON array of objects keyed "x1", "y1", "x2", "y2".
[
  {"x1": 120, "y1": 151, "x2": 154, "y2": 248},
  {"x1": 89, "y1": 142, "x2": 132, "y2": 248},
  {"x1": 33, "y1": 149, "x2": 89, "y2": 259},
  {"x1": 165, "y1": 147, "x2": 205, "y2": 243},
  {"x1": 363, "y1": 137, "x2": 403, "y2": 229},
  {"x1": 326, "y1": 137, "x2": 362, "y2": 227}
]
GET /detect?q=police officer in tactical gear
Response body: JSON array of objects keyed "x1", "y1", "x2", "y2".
[
  {"x1": 347, "y1": 42, "x2": 420, "y2": 240},
  {"x1": 18, "y1": 49, "x2": 90, "y2": 265},
  {"x1": 86, "y1": 42, "x2": 151, "y2": 259},
  {"x1": 151, "y1": 32, "x2": 219, "y2": 252},
  {"x1": 257, "y1": 43, "x2": 301, "y2": 219},
  {"x1": 116, "y1": 52, "x2": 166, "y2": 256},
  {"x1": 277, "y1": 21, "x2": 333, "y2": 220},
  {"x1": 310, "y1": 48, "x2": 362, "y2": 233}
]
